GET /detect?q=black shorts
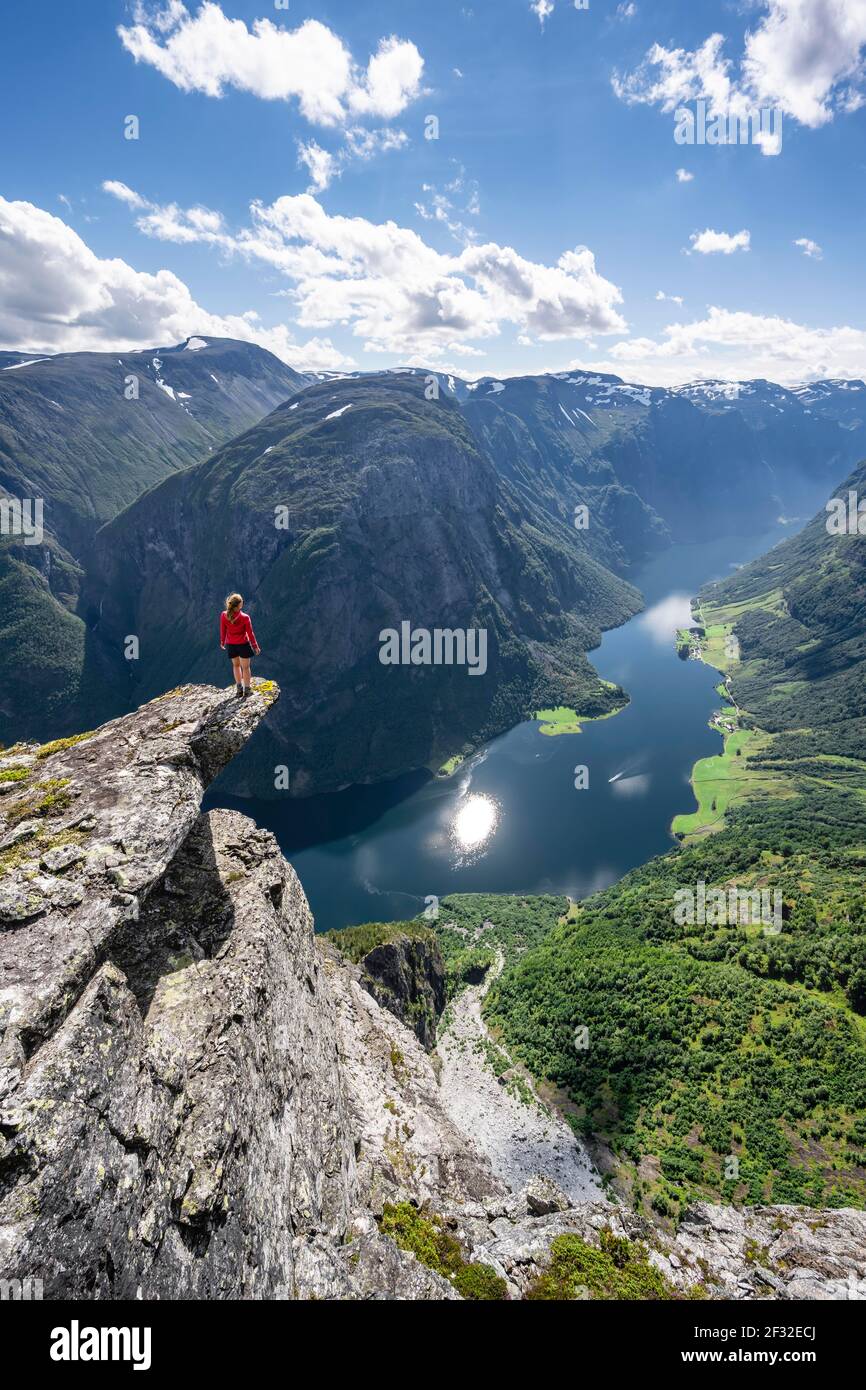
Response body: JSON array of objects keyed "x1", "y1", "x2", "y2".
[{"x1": 225, "y1": 642, "x2": 254, "y2": 659}]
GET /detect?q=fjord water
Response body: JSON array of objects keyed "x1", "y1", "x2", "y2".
[{"x1": 213, "y1": 521, "x2": 800, "y2": 933}]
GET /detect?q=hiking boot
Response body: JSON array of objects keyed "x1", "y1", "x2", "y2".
[
  {"x1": 235, "y1": 683, "x2": 244, "y2": 699},
  {"x1": 243, "y1": 686, "x2": 252, "y2": 699}
]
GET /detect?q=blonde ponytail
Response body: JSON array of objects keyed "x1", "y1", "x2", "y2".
[{"x1": 225, "y1": 593, "x2": 243, "y2": 620}]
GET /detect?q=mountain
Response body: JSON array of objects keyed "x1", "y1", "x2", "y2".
[
  {"x1": 3, "y1": 681, "x2": 863, "y2": 1300},
  {"x1": 0, "y1": 337, "x2": 306, "y2": 738},
  {"x1": 312, "y1": 368, "x2": 866, "y2": 556},
  {"x1": 457, "y1": 373, "x2": 670, "y2": 572},
  {"x1": 482, "y1": 460, "x2": 866, "y2": 1219},
  {"x1": 0, "y1": 336, "x2": 306, "y2": 555},
  {"x1": 5, "y1": 347, "x2": 866, "y2": 768},
  {"x1": 86, "y1": 373, "x2": 641, "y2": 794},
  {"x1": 457, "y1": 371, "x2": 866, "y2": 547},
  {"x1": 697, "y1": 455, "x2": 866, "y2": 737}
]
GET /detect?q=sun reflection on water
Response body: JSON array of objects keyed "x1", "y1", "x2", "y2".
[{"x1": 450, "y1": 793, "x2": 500, "y2": 859}]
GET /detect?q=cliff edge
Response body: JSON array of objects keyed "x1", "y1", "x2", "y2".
[{"x1": 1, "y1": 683, "x2": 863, "y2": 1301}]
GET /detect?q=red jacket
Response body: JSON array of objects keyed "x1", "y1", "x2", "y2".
[{"x1": 220, "y1": 610, "x2": 259, "y2": 648}]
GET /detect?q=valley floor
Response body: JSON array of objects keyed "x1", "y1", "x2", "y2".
[{"x1": 437, "y1": 948, "x2": 604, "y2": 1203}]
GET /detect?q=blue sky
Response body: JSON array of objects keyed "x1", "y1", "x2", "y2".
[{"x1": 1, "y1": 0, "x2": 866, "y2": 382}]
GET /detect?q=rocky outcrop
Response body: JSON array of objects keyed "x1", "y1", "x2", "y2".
[
  {"x1": 355, "y1": 932, "x2": 446, "y2": 1051},
  {"x1": 0, "y1": 682, "x2": 493, "y2": 1299},
  {"x1": 459, "y1": 1195, "x2": 866, "y2": 1302},
  {"x1": 2, "y1": 683, "x2": 864, "y2": 1301},
  {"x1": 0, "y1": 682, "x2": 351, "y2": 1299},
  {"x1": 1, "y1": 808, "x2": 358, "y2": 1299},
  {"x1": 0, "y1": 682, "x2": 281, "y2": 1093}
]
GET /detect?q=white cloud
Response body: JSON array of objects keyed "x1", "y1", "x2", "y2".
[
  {"x1": 0, "y1": 196, "x2": 354, "y2": 371},
  {"x1": 741, "y1": 0, "x2": 866, "y2": 126},
  {"x1": 102, "y1": 180, "x2": 149, "y2": 209},
  {"x1": 616, "y1": 3, "x2": 637, "y2": 18},
  {"x1": 571, "y1": 305, "x2": 866, "y2": 387},
  {"x1": 415, "y1": 168, "x2": 481, "y2": 245},
  {"x1": 459, "y1": 241, "x2": 624, "y2": 340},
  {"x1": 676, "y1": 167, "x2": 694, "y2": 182},
  {"x1": 531, "y1": 1, "x2": 554, "y2": 27},
  {"x1": 345, "y1": 126, "x2": 409, "y2": 162},
  {"x1": 294, "y1": 128, "x2": 408, "y2": 193},
  {"x1": 122, "y1": 194, "x2": 227, "y2": 244},
  {"x1": 343, "y1": 123, "x2": 408, "y2": 164},
  {"x1": 841, "y1": 88, "x2": 866, "y2": 111},
  {"x1": 794, "y1": 236, "x2": 823, "y2": 259},
  {"x1": 118, "y1": 3, "x2": 423, "y2": 128},
  {"x1": 297, "y1": 142, "x2": 338, "y2": 195},
  {"x1": 615, "y1": 35, "x2": 737, "y2": 115},
  {"x1": 613, "y1": 1, "x2": 866, "y2": 151},
  {"x1": 347, "y1": 35, "x2": 424, "y2": 120},
  {"x1": 689, "y1": 228, "x2": 750, "y2": 255},
  {"x1": 656, "y1": 290, "x2": 684, "y2": 306},
  {"x1": 19, "y1": 191, "x2": 857, "y2": 390},
  {"x1": 106, "y1": 185, "x2": 627, "y2": 359},
  {"x1": 447, "y1": 341, "x2": 486, "y2": 357}
]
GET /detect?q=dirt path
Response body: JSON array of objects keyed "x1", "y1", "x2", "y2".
[{"x1": 437, "y1": 951, "x2": 605, "y2": 1203}]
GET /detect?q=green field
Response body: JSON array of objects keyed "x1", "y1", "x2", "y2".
[
  {"x1": 534, "y1": 705, "x2": 586, "y2": 735},
  {"x1": 534, "y1": 685, "x2": 625, "y2": 737},
  {"x1": 672, "y1": 727, "x2": 791, "y2": 839},
  {"x1": 672, "y1": 590, "x2": 794, "y2": 840},
  {"x1": 437, "y1": 753, "x2": 465, "y2": 776}
]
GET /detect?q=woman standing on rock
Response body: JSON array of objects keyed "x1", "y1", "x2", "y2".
[{"x1": 220, "y1": 593, "x2": 261, "y2": 698}]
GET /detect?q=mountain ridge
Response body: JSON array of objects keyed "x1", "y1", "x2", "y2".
[{"x1": 4, "y1": 341, "x2": 866, "y2": 791}]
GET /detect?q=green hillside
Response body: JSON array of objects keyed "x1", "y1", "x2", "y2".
[{"x1": 0, "y1": 337, "x2": 305, "y2": 553}]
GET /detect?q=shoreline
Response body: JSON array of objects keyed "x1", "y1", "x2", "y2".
[
  {"x1": 434, "y1": 678, "x2": 631, "y2": 775},
  {"x1": 671, "y1": 596, "x2": 785, "y2": 842}
]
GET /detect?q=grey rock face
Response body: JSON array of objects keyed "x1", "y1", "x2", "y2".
[
  {"x1": 336, "y1": 1228, "x2": 462, "y2": 1301},
  {"x1": 2, "y1": 683, "x2": 865, "y2": 1302},
  {"x1": 523, "y1": 1175, "x2": 572, "y2": 1217},
  {"x1": 1, "y1": 683, "x2": 363, "y2": 1299},
  {"x1": 39, "y1": 844, "x2": 85, "y2": 873},
  {"x1": 0, "y1": 683, "x2": 499, "y2": 1300},
  {"x1": 462, "y1": 1200, "x2": 866, "y2": 1302},
  {"x1": 0, "y1": 682, "x2": 280, "y2": 1100},
  {"x1": 670, "y1": 1202, "x2": 866, "y2": 1301},
  {"x1": 357, "y1": 933, "x2": 447, "y2": 1051}
]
